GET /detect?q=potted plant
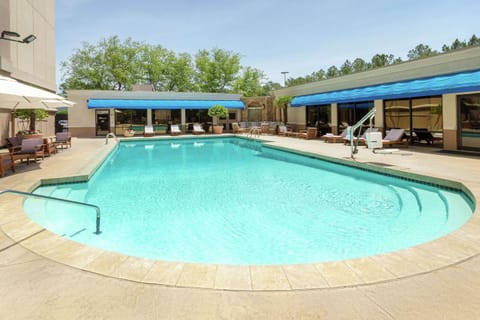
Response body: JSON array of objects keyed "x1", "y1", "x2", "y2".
[{"x1": 208, "y1": 104, "x2": 228, "y2": 134}]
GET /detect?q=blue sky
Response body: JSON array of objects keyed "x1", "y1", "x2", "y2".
[{"x1": 56, "y1": 0, "x2": 480, "y2": 86}]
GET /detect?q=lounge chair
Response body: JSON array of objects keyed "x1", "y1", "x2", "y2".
[
  {"x1": 0, "y1": 153, "x2": 15, "y2": 177},
  {"x1": 10, "y1": 137, "x2": 45, "y2": 163},
  {"x1": 170, "y1": 124, "x2": 182, "y2": 136},
  {"x1": 54, "y1": 132, "x2": 71, "y2": 149},
  {"x1": 144, "y1": 125, "x2": 154, "y2": 137},
  {"x1": 412, "y1": 128, "x2": 434, "y2": 144},
  {"x1": 344, "y1": 127, "x2": 378, "y2": 145},
  {"x1": 192, "y1": 123, "x2": 205, "y2": 135},
  {"x1": 298, "y1": 127, "x2": 318, "y2": 140},
  {"x1": 322, "y1": 128, "x2": 348, "y2": 143},
  {"x1": 382, "y1": 128, "x2": 408, "y2": 147},
  {"x1": 232, "y1": 122, "x2": 248, "y2": 134}
]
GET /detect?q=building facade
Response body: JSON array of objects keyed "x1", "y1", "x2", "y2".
[
  {"x1": 274, "y1": 47, "x2": 480, "y2": 151},
  {"x1": 67, "y1": 89, "x2": 247, "y2": 137},
  {"x1": 0, "y1": 0, "x2": 57, "y2": 145}
]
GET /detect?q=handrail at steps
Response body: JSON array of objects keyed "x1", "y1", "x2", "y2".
[
  {"x1": 0, "y1": 189, "x2": 101, "y2": 235},
  {"x1": 349, "y1": 107, "x2": 376, "y2": 159},
  {"x1": 105, "y1": 132, "x2": 117, "y2": 145}
]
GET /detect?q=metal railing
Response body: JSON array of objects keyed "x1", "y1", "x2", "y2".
[
  {"x1": 105, "y1": 132, "x2": 117, "y2": 145},
  {"x1": 0, "y1": 189, "x2": 101, "y2": 234},
  {"x1": 348, "y1": 108, "x2": 376, "y2": 159}
]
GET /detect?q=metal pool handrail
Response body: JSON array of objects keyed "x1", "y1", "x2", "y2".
[{"x1": 0, "y1": 189, "x2": 102, "y2": 235}]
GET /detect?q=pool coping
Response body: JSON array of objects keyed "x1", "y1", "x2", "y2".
[{"x1": 1, "y1": 135, "x2": 480, "y2": 292}]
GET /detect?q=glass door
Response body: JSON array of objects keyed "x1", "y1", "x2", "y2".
[{"x1": 95, "y1": 110, "x2": 110, "y2": 136}]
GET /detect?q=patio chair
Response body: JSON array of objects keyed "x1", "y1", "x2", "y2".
[
  {"x1": 298, "y1": 127, "x2": 318, "y2": 140},
  {"x1": 170, "y1": 124, "x2": 182, "y2": 136},
  {"x1": 232, "y1": 122, "x2": 248, "y2": 134},
  {"x1": 0, "y1": 153, "x2": 15, "y2": 177},
  {"x1": 382, "y1": 129, "x2": 408, "y2": 147},
  {"x1": 43, "y1": 137, "x2": 57, "y2": 156},
  {"x1": 54, "y1": 132, "x2": 71, "y2": 149},
  {"x1": 277, "y1": 125, "x2": 289, "y2": 136},
  {"x1": 6, "y1": 136, "x2": 23, "y2": 152},
  {"x1": 412, "y1": 128, "x2": 434, "y2": 144},
  {"x1": 192, "y1": 123, "x2": 205, "y2": 135},
  {"x1": 321, "y1": 128, "x2": 348, "y2": 143},
  {"x1": 10, "y1": 137, "x2": 45, "y2": 163},
  {"x1": 144, "y1": 125, "x2": 155, "y2": 137}
]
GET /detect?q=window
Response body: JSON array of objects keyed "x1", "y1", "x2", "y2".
[
  {"x1": 459, "y1": 94, "x2": 480, "y2": 150},
  {"x1": 337, "y1": 101, "x2": 374, "y2": 130},
  {"x1": 306, "y1": 105, "x2": 331, "y2": 135},
  {"x1": 384, "y1": 96, "x2": 442, "y2": 145}
]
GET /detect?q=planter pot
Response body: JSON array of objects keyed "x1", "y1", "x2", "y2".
[{"x1": 213, "y1": 125, "x2": 223, "y2": 134}]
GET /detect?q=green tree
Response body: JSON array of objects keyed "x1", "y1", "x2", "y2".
[
  {"x1": 14, "y1": 109, "x2": 49, "y2": 133},
  {"x1": 194, "y1": 48, "x2": 241, "y2": 92},
  {"x1": 407, "y1": 44, "x2": 438, "y2": 60},
  {"x1": 352, "y1": 58, "x2": 369, "y2": 72},
  {"x1": 370, "y1": 53, "x2": 398, "y2": 68},
  {"x1": 340, "y1": 60, "x2": 353, "y2": 75},
  {"x1": 468, "y1": 34, "x2": 480, "y2": 46},
  {"x1": 233, "y1": 66, "x2": 266, "y2": 97},
  {"x1": 326, "y1": 66, "x2": 340, "y2": 78},
  {"x1": 273, "y1": 96, "x2": 292, "y2": 123},
  {"x1": 140, "y1": 45, "x2": 196, "y2": 92},
  {"x1": 260, "y1": 81, "x2": 282, "y2": 95},
  {"x1": 61, "y1": 36, "x2": 143, "y2": 91}
]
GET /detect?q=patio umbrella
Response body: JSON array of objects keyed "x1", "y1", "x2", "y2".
[{"x1": 0, "y1": 75, "x2": 67, "y2": 109}]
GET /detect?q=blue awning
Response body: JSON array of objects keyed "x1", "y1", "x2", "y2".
[
  {"x1": 291, "y1": 70, "x2": 480, "y2": 107},
  {"x1": 87, "y1": 99, "x2": 244, "y2": 110}
]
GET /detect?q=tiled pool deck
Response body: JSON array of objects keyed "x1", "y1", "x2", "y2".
[{"x1": 1, "y1": 134, "x2": 480, "y2": 319}]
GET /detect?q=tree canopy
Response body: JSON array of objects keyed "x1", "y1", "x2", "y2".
[
  {"x1": 61, "y1": 37, "x2": 275, "y2": 96},
  {"x1": 285, "y1": 33, "x2": 480, "y2": 87}
]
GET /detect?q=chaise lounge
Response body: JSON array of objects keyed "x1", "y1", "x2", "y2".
[
  {"x1": 298, "y1": 127, "x2": 318, "y2": 140},
  {"x1": 321, "y1": 128, "x2": 348, "y2": 143},
  {"x1": 192, "y1": 123, "x2": 205, "y2": 135},
  {"x1": 382, "y1": 128, "x2": 408, "y2": 147},
  {"x1": 170, "y1": 124, "x2": 182, "y2": 136},
  {"x1": 144, "y1": 125, "x2": 155, "y2": 137}
]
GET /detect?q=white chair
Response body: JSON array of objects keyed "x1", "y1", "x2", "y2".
[
  {"x1": 144, "y1": 125, "x2": 154, "y2": 137},
  {"x1": 382, "y1": 129, "x2": 407, "y2": 146},
  {"x1": 170, "y1": 124, "x2": 182, "y2": 136},
  {"x1": 192, "y1": 123, "x2": 205, "y2": 135}
]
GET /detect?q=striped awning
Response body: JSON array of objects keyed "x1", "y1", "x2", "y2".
[
  {"x1": 87, "y1": 99, "x2": 244, "y2": 110},
  {"x1": 291, "y1": 70, "x2": 480, "y2": 107}
]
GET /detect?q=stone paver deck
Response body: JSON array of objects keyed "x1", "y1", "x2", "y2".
[{"x1": 1, "y1": 134, "x2": 480, "y2": 319}]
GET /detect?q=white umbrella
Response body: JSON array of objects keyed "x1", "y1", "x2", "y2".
[
  {"x1": 12, "y1": 99, "x2": 75, "y2": 110},
  {"x1": 0, "y1": 75, "x2": 67, "y2": 109}
]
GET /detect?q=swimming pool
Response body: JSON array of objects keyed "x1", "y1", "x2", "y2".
[{"x1": 25, "y1": 137, "x2": 474, "y2": 265}]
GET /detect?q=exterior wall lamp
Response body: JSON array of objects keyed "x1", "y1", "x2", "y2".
[{"x1": 1, "y1": 30, "x2": 36, "y2": 44}]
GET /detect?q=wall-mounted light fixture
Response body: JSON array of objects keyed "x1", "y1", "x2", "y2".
[{"x1": 1, "y1": 30, "x2": 36, "y2": 44}]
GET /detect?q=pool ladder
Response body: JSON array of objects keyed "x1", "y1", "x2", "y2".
[
  {"x1": 105, "y1": 132, "x2": 118, "y2": 144},
  {"x1": 0, "y1": 189, "x2": 102, "y2": 235}
]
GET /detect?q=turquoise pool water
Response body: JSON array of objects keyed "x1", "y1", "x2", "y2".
[{"x1": 26, "y1": 138, "x2": 474, "y2": 265}]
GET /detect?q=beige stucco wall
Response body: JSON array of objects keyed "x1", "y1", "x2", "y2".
[
  {"x1": 374, "y1": 100, "x2": 384, "y2": 129},
  {"x1": 67, "y1": 91, "x2": 97, "y2": 137},
  {"x1": 0, "y1": 0, "x2": 56, "y2": 91},
  {"x1": 287, "y1": 106, "x2": 306, "y2": 128}
]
